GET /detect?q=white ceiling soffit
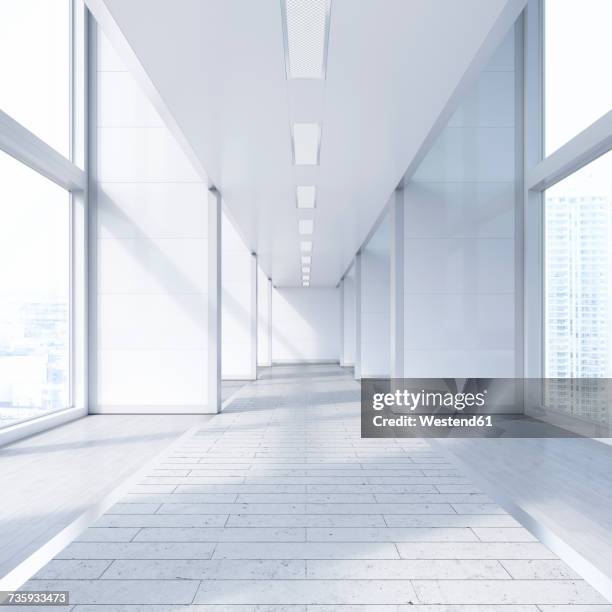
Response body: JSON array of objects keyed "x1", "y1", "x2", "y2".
[{"x1": 85, "y1": 0, "x2": 526, "y2": 287}]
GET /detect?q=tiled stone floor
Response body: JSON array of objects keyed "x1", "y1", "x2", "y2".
[
  {"x1": 0, "y1": 414, "x2": 206, "y2": 580},
  {"x1": 18, "y1": 365, "x2": 612, "y2": 610}
]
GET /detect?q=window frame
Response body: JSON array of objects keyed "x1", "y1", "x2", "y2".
[
  {"x1": 523, "y1": 0, "x2": 612, "y2": 394},
  {"x1": 0, "y1": 0, "x2": 88, "y2": 443}
]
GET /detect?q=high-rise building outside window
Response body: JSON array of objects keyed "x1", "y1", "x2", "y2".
[{"x1": 544, "y1": 151, "x2": 612, "y2": 421}]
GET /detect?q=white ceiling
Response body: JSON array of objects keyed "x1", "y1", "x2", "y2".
[{"x1": 87, "y1": 0, "x2": 524, "y2": 286}]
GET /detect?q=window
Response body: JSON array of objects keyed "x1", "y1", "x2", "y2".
[
  {"x1": 0, "y1": 0, "x2": 71, "y2": 156},
  {"x1": 0, "y1": 151, "x2": 70, "y2": 428},
  {"x1": 545, "y1": 151, "x2": 612, "y2": 381},
  {"x1": 545, "y1": 0, "x2": 612, "y2": 155}
]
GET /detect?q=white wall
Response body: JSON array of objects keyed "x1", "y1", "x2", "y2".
[
  {"x1": 257, "y1": 267, "x2": 272, "y2": 367},
  {"x1": 94, "y1": 28, "x2": 210, "y2": 411},
  {"x1": 222, "y1": 212, "x2": 256, "y2": 380},
  {"x1": 403, "y1": 28, "x2": 517, "y2": 378},
  {"x1": 272, "y1": 288, "x2": 340, "y2": 363},
  {"x1": 360, "y1": 213, "x2": 391, "y2": 377},
  {"x1": 341, "y1": 264, "x2": 356, "y2": 366}
]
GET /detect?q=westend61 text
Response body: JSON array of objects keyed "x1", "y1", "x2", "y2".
[{"x1": 372, "y1": 414, "x2": 493, "y2": 428}]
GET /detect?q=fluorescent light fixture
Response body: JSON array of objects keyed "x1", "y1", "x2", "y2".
[
  {"x1": 292, "y1": 123, "x2": 320, "y2": 165},
  {"x1": 282, "y1": 0, "x2": 331, "y2": 79},
  {"x1": 296, "y1": 185, "x2": 316, "y2": 209},
  {"x1": 298, "y1": 219, "x2": 314, "y2": 235},
  {"x1": 303, "y1": 281, "x2": 310, "y2": 287},
  {"x1": 300, "y1": 240, "x2": 313, "y2": 252},
  {"x1": 302, "y1": 266, "x2": 311, "y2": 274},
  {"x1": 301, "y1": 255, "x2": 311, "y2": 264}
]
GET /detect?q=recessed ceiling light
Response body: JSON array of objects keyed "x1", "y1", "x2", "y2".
[
  {"x1": 296, "y1": 185, "x2": 316, "y2": 209},
  {"x1": 300, "y1": 240, "x2": 313, "y2": 252},
  {"x1": 298, "y1": 219, "x2": 314, "y2": 235},
  {"x1": 282, "y1": 0, "x2": 331, "y2": 79},
  {"x1": 292, "y1": 123, "x2": 320, "y2": 165},
  {"x1": 301, "y1": 255, "x2": 311, "y2": 264}
]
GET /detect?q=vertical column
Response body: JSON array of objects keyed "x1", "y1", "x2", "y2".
[
  {"x1": 257, "y1": 271, "x2": 273, "y2": 367},
  {"x1": 86, "y1": 13, "x2": 98, "y2": 411},
  {"x1": 524, "y1": 0, "x2": 543, "y2": 381},
  {"x1": 354, "y1": 252, "x2": 362, "y2": 381},
  {"x1": 390, "y1": 188, "x2": 405, "y2": 379},
  {"x1": 267, "y1": 278, "x2": 273, "y2": 366},
  {"x1": 208, "y1": 188, "x2": 222, "y2": 413},
  {"x1": 73, "y1": 1, "x2": 88, "y2": 412},
  {"x1": 251, "y1": 253, "x2": 258, "y2": 380},
  {"x1": 339, "y1": 279, "x2": 345, "y2": 365}
]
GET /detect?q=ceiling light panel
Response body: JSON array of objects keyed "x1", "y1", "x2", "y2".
[
  {"x1": 300, "y1": 240, "x2": 313, "y2": 252},
  {"x1": 298, "y1": 219, "x2": 314, "y2": 235},
  {"x1": 301, "y1": 255, "x2": 311, "y2": 264},
  {"x1": 292, "y1": 123, "x2": 320, "y2": 165},
  {"x1": 282, "y1": 0, "x2": 331, "y2": 79},
  {"x1": 296, "y1": 185, "x2": 316, "y2": 209}
]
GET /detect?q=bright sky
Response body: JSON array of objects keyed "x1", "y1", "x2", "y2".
[
  {"x1": 545, "y1": 0, "x2": 612, "y2": 155},
  {"x1": 0, "y1": 0, "x2": 70, "y2": 156},
  {"x1": 0, "y1": 151, "x2": 69, "y2": 300}
]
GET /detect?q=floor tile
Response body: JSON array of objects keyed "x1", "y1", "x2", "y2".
[{"x1": 15, "y1": 366, "x2": 608, "y2": 609}]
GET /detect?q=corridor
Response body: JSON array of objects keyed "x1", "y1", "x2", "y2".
[{"x1": 19, "y1": 365, "x2": 607, "y2": 609}]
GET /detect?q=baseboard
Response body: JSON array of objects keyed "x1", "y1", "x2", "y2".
[
  {"x1": 222, "y1": 375, "x2": 257, "y2": 381},
  {"x1": 340, "y1": 362, "x2": 355, "y2": 368},
  {"x1": 272, "y1": 359, "x2": 340, "y2": 365},
  {"x1": 0, "y1": 406, "x2": 87, "y2": 448},
  {"x1": 90, "y1": 405, "x2": 217, "y2": 415}
]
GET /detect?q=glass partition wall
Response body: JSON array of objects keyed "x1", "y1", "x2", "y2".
[
  {"x1": 0, "y1": 0, "x2": 84, "y2": 431},
  {"x1": 545, "y1": 152, "x2": 612, "y2": 380},
  {"x1": 0, "y1": 153, "x2": 70, "y2": 427},
  {"x1": 525, "y1": 0, "x2": 612, "y2": 422},
  {"x1": 542, "y1": 0, "x2": 612, "y2": 384}
]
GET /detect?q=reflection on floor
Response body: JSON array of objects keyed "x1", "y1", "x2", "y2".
[
  {"x1": 440, "y1": 435, "x2": 612, "y2": 580},
  {"x1": 0, "y1": 414, "x2": 206, "y2": 580},
  {"x1": 221, "y1": 380, "x2": 250, "y2": 404},
  {"x1": 11, "y1": 365, "x2": 612, "y2": 608}
]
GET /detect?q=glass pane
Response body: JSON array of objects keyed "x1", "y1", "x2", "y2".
[
  {"x1": 545, "y1": 150, "x2": 612, "y2": 380},
  {"x1": 0, "y1": 0, "x2": 70, "y2": 156},
  {"x1": 0, "y1": 152, "x2": 70, "y2": 428},
  {"x1": 545, "y1": 0, "x2": 612, "y2": 155}
]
